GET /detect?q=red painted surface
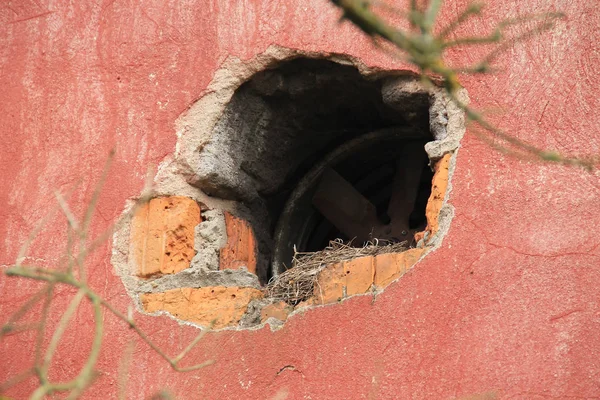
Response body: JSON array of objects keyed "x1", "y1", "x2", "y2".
[{"x1": 1, "y1": 0, "x2": 600, "y2": 398}]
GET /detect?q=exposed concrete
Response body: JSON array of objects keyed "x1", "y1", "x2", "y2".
[
  {"x1": 138, "y1": 268, "x2": 260, "y2": 293},
  {"x1": 179, "y1": 52, "x2": 449, "y2": 280},
  {"x1": 239, "y1": 298, "x2": 273, "y2": 328},
  {"x1": 421, "y1": 89, "x2": 468, "y2": 249},
  {"x1": 426, "y1": 88, "x2": 469, "y2": 159},
  {"x1": 174, "y1": 45, "x2": 383, "y2": 190},
  {"x1": 190, "y1": 209, "x2": 227, "y2": 272},
  {"x1": 5, "y1": 0, "x2": 600, "y2": 396},
  {"x1": 111, "y1": 46, "x2": 466, "y2": 329},
  {"x1": 152, "y1": 155, "x2": 237, "y2": 212},
  {"x1": 381, "y1": 76, "x2": 429, "y2": 124}
]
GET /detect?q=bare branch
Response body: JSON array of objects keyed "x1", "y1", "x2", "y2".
[
  {"x1": 0, "y1": 368, "x2": 36, "y2": 393},
  {"x1": 54, "y1": 191, "x2": 80, "y2": 232},
  {"x1": 3, "y1": 153, "x2": 212, "y2": 399},
  {"x1": 16, "y1": 181, "x2": 80, "y2": 266},
  {"x1": 65, "y1": 298, "x2": 104, "y2": 399},
  {"x1": 117, "y1": 341, "x2": 135, "y2": 400},
  {"x1": 423, "y1": 0, "x2": 443, "y2": 31},
  {"x1": 40, "y1": 290, "x2": 86, "y2": 382},
  {"x1": 438, "y1": 2, "x2": 484, "y2": 38},
  {"x1": 34, "y1": 284, "x2": 55, "y2": 370},
  {"x1": 99, "y1": 299, "x2": 215, "y2": 372},
  {"x1": 0, "y1": 285, "x2": 49, "y2": 340},
  {"x1": 78, "y1": 149, "x2": 115, "y2": 282},
  {"x1": 172, "y1": 328, "x2": 211, "y2": 364},
  {"x1": 443, "y1": 31, "x2": 501, "y2": 48},
  {"x1": 328, "y1": 0, "x2": 591, "y2": 169}
]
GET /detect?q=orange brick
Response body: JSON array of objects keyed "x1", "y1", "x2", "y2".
[
  {"x1": 130, "y1": 196, "x2": 200, "y2": 278},
  {"x1": 219, "y1": 212, "x2": 257, "y2": 274},
  {"x1": 140, "y1": 286, "x2": 263, "y2": 329},
  {"x1": 344, "y1": 256, "x2": 375, "y2": 296},
  {"x1": 415, "y1": 153, "x2": 451, "y2": 244},
  {"x1": 314, "y1": 256, "x2": 375, "y2": 304},
  {"x1": 294, "y1": 297, "x2": 317, "y2": 310},
  {"x1": 373, "y1": 248, "x2": 425, "y2": 287},
  {"x1": 260, "y1": 301, "x2": 293, "y2": 323}
]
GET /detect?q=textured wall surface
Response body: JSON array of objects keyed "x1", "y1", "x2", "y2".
[{"x1": 1, "y1": 0, "x2": 600, "y2": 398}]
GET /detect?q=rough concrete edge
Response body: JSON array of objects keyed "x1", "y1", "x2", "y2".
[
  {"x1": 189, "y1": 209, "x2": 226, "y2": 272},
  {"x1": 426, "y1": 87, "x2": 469, "y2": 159},
  {"x1": 111, "y1": 201, "x2": 260, "y2": 286},
  {"x1": 110, "y1": 196, "x2": 260, "y2": 329},
  {"x1": 262, "y1": 86, "x2": 470, "y2": 325},
  {"x1": 423, "y1": 87, "x2": 469, "y2": 250},
  {"x1": 139, "y1": 287, "x2": 268, "y2": 333},
  {"x1": 110, "y1": 44, "x2": 467, "y2": 331},
  {"x1": 111, "y1": 198, "x2": 146, "y2": 310},
  {"x1": 152, "y1": 154, "x2": 237, "y2": 211},
  {"x1": 109, "y1": 201, "x2": 204, "y2": 332},
  {"x1": 138, "y1": 268, "x2": 260, "y2": 293},
  {"x1": 174, "y1": 44, "x2": 416, "y2": 188}
]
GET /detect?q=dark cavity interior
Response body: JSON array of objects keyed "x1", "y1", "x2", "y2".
[{"x1": 192, "y1": 58, "x2": 435, "y2": 282}]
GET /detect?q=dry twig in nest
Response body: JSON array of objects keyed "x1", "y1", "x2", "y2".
[{"x1": 265, "y1": 239, "x2": 408, "y2": 305}]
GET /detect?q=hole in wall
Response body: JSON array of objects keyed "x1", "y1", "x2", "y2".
[
  {"x1": 272, "y1": 129, "x2": 433, "y2": 275},
  {"x1": 191, "y1": 57, "x2": 437, "y2": 282},
  {"x1": 111, "y1": 48, "x2": 466, "y2": 330}
]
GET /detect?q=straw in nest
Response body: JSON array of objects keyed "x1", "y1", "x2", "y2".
[{"x1": 265, "y1": 239, "x2": 408, "y2": 305}]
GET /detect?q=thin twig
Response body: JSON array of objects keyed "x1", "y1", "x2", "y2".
[
  {"x1": 0, "y1": 368, "x2": 36, "y2": 393},
  {"x1": 117, "y1": 340, "x2": 135, "y2": 400},
  {"x1": 34, "y1": 284, "x2": 55, "y2": 373},
  {"x1": 99, "y1": 299, "x2": 215, "y2": 372},
  {"x1": 64, "y1": 298, "x2": 104, "y2": 399},
  {"x1": 438, "y1": 2, "x2": 484, "y2": 38},
  {"x1": 0, "y1": 286, "x2": 49, "y2": 339},
  {"x1": 40, "y1": 290, "x2": 86, "y2": 381},
  {"x1": 3, "y1": 152, "x2": 211, "y2": 399},
  {"x1": 329, "y1": 0, "x2": 591, "y2": 169},
  {"x1": 15, "y1": 181, "x2": 80, "y2": 266}
]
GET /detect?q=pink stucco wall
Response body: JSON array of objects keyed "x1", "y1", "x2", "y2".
[{"x1": 1, "y1": 0, "x2": 600, "y2": 398}]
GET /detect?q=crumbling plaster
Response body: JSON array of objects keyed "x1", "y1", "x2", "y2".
[
  {"x1": 3, "y1": 0, "x2": 600, "y2": 398},
  {"x1": 111, "y1": 45, "x2": 467, "y2": 330}
]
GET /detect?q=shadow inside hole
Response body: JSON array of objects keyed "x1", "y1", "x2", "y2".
[
  {"x1": 272, "y1": 132, "x2": 433, "y2": 273},
  {"x1": 194, "y1": 57, "x2": 435, "y2": 282}
]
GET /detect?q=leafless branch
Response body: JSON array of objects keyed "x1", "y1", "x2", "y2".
[
  {"x1": 330, "y1": 0, "x2": 595, "y2": 169},
  {"x1": 1, "y1": 151, "x2": 213, "y2": 399}
]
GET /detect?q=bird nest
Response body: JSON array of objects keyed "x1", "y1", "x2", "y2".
[{"x1": 265, "y1": 239, "x2": 408, "y2": 305}]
